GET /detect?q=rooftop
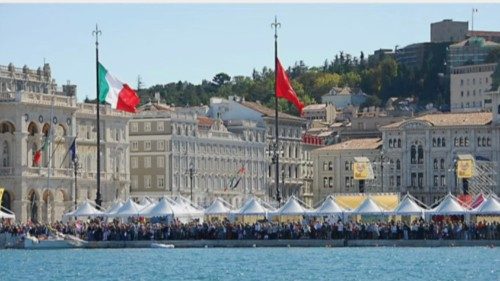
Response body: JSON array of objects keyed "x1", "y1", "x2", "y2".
[
  {"x1": 314, "y1": 138, "x2": 382, "y2": 152},
  {"x1": 382, "y1": 112, "x2": 492, "y2": 128},
  {"x1": 303, "y1": 104, "x2": 327, "y2": 111},
  {"x1": 241, "y1": 101, "x2": 303, "y2": 121}
]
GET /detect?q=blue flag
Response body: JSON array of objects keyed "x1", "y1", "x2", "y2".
[{"x1": 70, "y1": 138, "x2": 77, "y2": 161}]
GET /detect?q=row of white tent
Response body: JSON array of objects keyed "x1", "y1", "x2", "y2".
[{"x1": 63, "y1": 193, "x2": 500, "y2": 220}]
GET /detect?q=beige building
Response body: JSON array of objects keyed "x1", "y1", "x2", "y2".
[
  {"x1": 311, "y1": 138, "x2": 382, "y2": 204},
  {"x1": 450, "y1": 63, "x2": 497, "y2": 112},
  {"x1": 129, "y1": 101, "x2": 268, "y2": 208},
  {"x1": 0, "y1": 63, "x2": 131, "y2": 223},
  {"x1": 302, "y1": 104, "x2": 336, "y2": 123},
  {"x1": 431, "y1": 19, "x2": 468, "y2": 43}
]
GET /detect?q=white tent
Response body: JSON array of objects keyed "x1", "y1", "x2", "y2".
[
  {"x1": 140, "y1": 197, "x2": 184, "y2": 217},
  {"x1": 105, "y1": 200, "x2": 124, "y2": 216},
  {"x1": 312, "y1": 195, "x2": 346, "y2": 216},
  {"x1": 273, "y1": 196, "x2": 310, "y2": 216},
  {"x1": 139, "y1": 197, "x2": 153, "y2": 207},
  {"x1": 350, "y1": 196, "x2": 389, "y2": 215},
  {"x1": 428, "y1": 193, "x2": 469, "y2": 215},
  {"x1": 237, "y1": 196, "x2": 271, "y2": 216},
  {"x1": 174, "y1": 197, "x2": 204, "y2": 217},
  {"x1": 473, "y1": 196, "x2": 500, "y2": 215},
  {"x1": 63, "y1": 201, "x2": 104, "y2": 218},
  {"x1": 112, "y1": 198, "x2": 145, "y2": 217},
  {"x1": 205, "y1": 198, "x2": 232, "y2": 216},
  {"x1": 0, "y1": 208, "x2": 15, "y2": 219},
  {"x1": 392, "y1": 194, "x2": 426, "y2": 216}
]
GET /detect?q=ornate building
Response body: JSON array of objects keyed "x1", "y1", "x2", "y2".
[
  {"x1": 129, "y1": 101, "x2": 268, "y2": 208},
  {"x1": 0, "y1": 63, "x2": 131, "y2": 223},
  {"x1": 208, "y1": 96, "x2": 312, "y2": 206}
]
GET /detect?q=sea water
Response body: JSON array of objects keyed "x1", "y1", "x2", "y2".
[{"x1": 0, "y1": 247, "x2": 498, "y2": 281}]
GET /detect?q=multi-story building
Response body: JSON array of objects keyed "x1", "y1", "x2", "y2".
[
  {"x1": 129, "y1": 101, "x2": 268, "y2": 208},
  {"x1": 467, "y1": 30, "x2": 500, "y2": 44},
  {"x1": 0, "y1": 63, "x2": 131, "y2": 223},
  {"x1": 447, "y1": 37, "x2": 500, "y2": 68},
  {"x1": 208, "y1": 96, "x2": 309, "y2": 205},
  {"x1": 302, "y1": 104, "x2": 336, "y2": 123},
  {"x1": 431, "y1": 19, "x2": 468, "y2": 43},
  {"x1": 321, "y1": 87, "x2": 367, "y2": 109},
  {"x1": 310, "y1": 138, "x2": 382, "y2": 204},
  {"x1": 450, "y1": 63, "x2": 497, "y2": 112}
]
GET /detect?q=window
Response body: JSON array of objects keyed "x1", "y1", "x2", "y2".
[
  {"x1": 345, "y1": 177, "x2": 350, "y2": 188},
  {"x1": 433, "y1": 175, "x2": 438, "y2": 187},
  {"x1": 432, "y1": 138, "x2": 436, "y2": 147},
  {"x1": 145, "y1": 141, "x2": 151, "y2": 151},
  {"x1": 157, "y1": 156, "x2": 164, "y2": 168},
  {"x1": 131, "y1": 122, "x2": 138, "y2": 132},
  {"x1": 411, "y1": 173, "x2": 416, "y2": 187},
  {"x1": 328, "y1": 177, "x2": 333, "y2": 188},
  {"x1": 441, "y1": 175, "x2": 446, "y2": 186},
  {"x1": 396, "y1": 160, "x2": 401, "y2": 170},
  {"x1": 441, "y1": 138, "x2": 446, "y2": 147},
  {"x1": 144, "y1": 176, "x2": 151, "y2": 189},
  {"x1": 397, "y1": 139, "x2": 401, "y2": 148},
  {"x1": 433, "y1": 159, "x2": 438, "y2": 170},
  {"x1": 131, "y1": 175, "x2": 138, "y2": 189},
  {"x1": 157, "y1": 176, "x2": 165, "y2": 188},
  {"x1": 323, "y1": 162, "x2": 328, "y2": 171},
  {"x1": 440, "y1": 159, "x2": 445, "y2": 170},
  {"x1": 144, "y1": 157, "x2": 151, "y2": 168},
  {"x1": 411, "y1": 145, "x2": 416, "y2": 164},
  {"x1": 131, "y1": 157, "x2": 138, "y2": 169},
  {"x1": 417, "y1": 145, "x2": 423, "y2": 164},
  {"x1": 157, "y1": 121, "x2": 164, "y2": 132},
  {"x1": 323, "y1": 177, "x2": 328, "y2": 188},
  {"x1": 131, "y1": 141, "x2": 138, "y2": 151},
  {"x1": 389, "y1": 176, "x2": 394, "y2": 187},
  {"x1": 345, "y1": 161, "x2": 350, "y2": 171},
  {"x1": 144, "y1": 122, "x2": 151, "y2": 132},
  {"x1": 157, "y1": 140, "x2": 164, "y2": 151},
  {"x1": 328, "y1": 161, "x2": 333, "y2": 171},
  {"x1": 418, "y1": 173, "x2": 423, "y2": 188},
  {"x1": 396, "y1": 176, "x2": 401, "y2": 187}
]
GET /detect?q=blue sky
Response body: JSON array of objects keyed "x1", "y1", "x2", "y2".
[{"x1": 1, "y1": 3, "x2": 500, "y2": 101}]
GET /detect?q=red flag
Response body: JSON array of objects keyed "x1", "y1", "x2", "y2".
[
  {"x1": 33, "y1": 150, "x2": 41, "y2": 166},
  {"x1": 276, "y1": 58, "x2": 304, "y2": 114}
]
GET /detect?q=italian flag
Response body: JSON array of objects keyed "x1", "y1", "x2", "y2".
[{"x1": 98, "y1": 63, "x2": 140, "y2": 113}]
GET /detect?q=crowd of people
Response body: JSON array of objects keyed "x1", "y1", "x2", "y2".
[{"x1": 1, "y1": 217, "x2": 499, "y2": 242}]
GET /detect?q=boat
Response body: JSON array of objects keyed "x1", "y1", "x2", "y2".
[
  {"x1": 151, "y1": 243, "x2": 175, "y2": 249},
  {"x1": 23, "y1": 233, "x2": 87, "y2": 249}
]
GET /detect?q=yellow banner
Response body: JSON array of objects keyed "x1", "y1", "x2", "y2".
[
  {"x1": 352, "y1": 162, "x2": 369, "y2": 180},
  {"x1": 336, "y1": 194, "x2": 399, "y2": 210},
  {"x1": 457, "y1": 159, "x2": 474, "y2": 178},
  {"x1": 0, "y1": 188, "x2": 4, "y2": 202}
]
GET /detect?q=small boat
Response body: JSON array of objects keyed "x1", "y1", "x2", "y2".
[
  {"x1": 23, "y1": 235, "x2": 75, "y2": 249},
  {"x1": 151, "y1": 243, "x2": 175, "y2": 249}
]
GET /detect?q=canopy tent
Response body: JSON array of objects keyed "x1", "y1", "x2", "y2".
[
  {"x1": 236, "y1": 196, "x2": 272, "y2": 216},
  {"x1": 471, "y1": 193, "x2": 486, "y2": 209},
  {"x1": 139, "y1": 197, "x2": 153, "y2": 207},
  {"x1": 105, "y1": 200, "x2": 124, "y2": 216},
  {"x1": 140, "y1": 197, "x2": 185, "y2": 217},
  {"x1": 472, "y1": 196, "x2": 500, "y2": 215},
  {"x1": 428, "y1": 193, "x2": 469, "y2": 215},
  {"x1": 391, "y1": 194, "x2": 427, "y2": 216},
  {"x1": 311, "y1": 195, "x2": 347, "y2": 216},
  {"x1": 350, "y1": 196, "x2": 389, "y2": 215},
  {"x1": 0, "y1": 207, "x2": 15, "y2": 219},
  {"x1": 63, "y1": 201, "x2": 104, "y2": 218},
  {"x1": 112, "y1": 198, "x2": 145, "y2": 218},
  {"x1": 204, "y1": 197, "x2": 232, "y2": 216},
  {"x1": 174, "y1": 197, "x2": 204, "y2": 217},
  {"x1": 273, "y1": 195, "x2": 310, "y2": 216}
]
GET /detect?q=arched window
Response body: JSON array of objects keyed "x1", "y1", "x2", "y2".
[
  {"x1": 1, "y1": 190, "x2": 11, "y2": 211},
  {"x1": 410, "y1": 145, "x2": 416, "y2": 164},
  {"x1": 459, "y1": 137, "x2": 464, "y2": 147},
  {"x1": 432, "y1": 138, "x2": 436, "y2": 147},
  {"x1": 464, "y1": 137, "x2": 469, "y2": 147},
  {"x1": 397, "y1": 139, "x2": 401, "y2": 148},
  {"x1": 478, "y1": 137, "x2": 482, "y2": 147},
  {"x1": 482, "y1": 137, "x2": 486, "y2": 147},
  {"x1": 328, "y1": 161, "x2": 333, "y2": 171},
  {"x1": 437, "y1": 138, "x2": 441, "y2": 147},
  {"x1": 396, "y1": 160, "x2": 401, "y2": 170},
  {"x1": 345, "y1": 161, "x2": 349, "y2": 171},
  {"x1": 441, "y1": 138, "x2": 445, "y2": 147},
  {"x1": 389, "y1": 139, "x2": 393, "y2": 148},
  {"x1": 487, "y1": 138, "x2": 491, "y2": 146},
  {"x1": 433, "y1": 159, "x2": 438, "y2": 170},
  {"x1": 440, "y1": 159, "x2": 445, "y2": 170},
  {"x1": 417, "y1": 145, "x2": 423, "y2": 164}
]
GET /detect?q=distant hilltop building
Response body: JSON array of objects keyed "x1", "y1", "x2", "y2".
[
  {"x1": 301, "y1": 103, "x2": 336, "y2": 123},
  {"x1": 447, "y1": 37, "x2": 500, "y2": 68},
  {"x1": 321, "y1": 87, "x2": 367, "y2": 110},
  {"x1": 431, "y1": 19, "x2": 468, "y2": 43},
  {"x1": 450, "y1": 63, "x2": 497, "y2": 112}
]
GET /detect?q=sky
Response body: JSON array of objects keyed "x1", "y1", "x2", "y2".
[{"x1": 2, "y1": 3, "x2": 500, "y2": 102}]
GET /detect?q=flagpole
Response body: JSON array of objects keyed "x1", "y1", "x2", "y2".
[
  {"x1": 93, "y1": 25, "x2": 103, "y2": 209},
  {"x1": 272, "y1": 16, "x2": 281, "y2": 207}
]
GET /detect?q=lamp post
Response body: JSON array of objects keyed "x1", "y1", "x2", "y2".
[
  {"x1": 187, "y1": 162, "x2": 196, "y2": 203},
  {"x1": 72, "y1": 156, "x2": 81, "y2": 210}
]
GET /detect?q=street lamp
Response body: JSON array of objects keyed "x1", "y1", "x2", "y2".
[
  {"x1": 187, "y1": 162, "x2": 196, "y2": 203},
  {"x1": 373, "y1": 151, "x2": 390, "y2": 192},
  {"x1": 266, "y1": 143, "x2": 283, "y2": 206},
  {"x1": 72, "y1": 156, "x2": 82, "y2": 210}
]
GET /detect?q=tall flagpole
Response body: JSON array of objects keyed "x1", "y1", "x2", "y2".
[
  {"x1": 93, "y1": 25, "x2": 103, "y2": 209},
  {"x1": 272, "y1": 16, "x2": 281, "y2": 206}
]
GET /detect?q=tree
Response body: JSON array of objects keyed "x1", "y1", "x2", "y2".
[{"x1": 212, "y1": 73, "x2": 231, "y2": 87}]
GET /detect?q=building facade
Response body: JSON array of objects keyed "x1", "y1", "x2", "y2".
[
  {"x1": 321, "y1": 87, "x2": 367, "y2": 109},
  {"x1": 450, "y1": 63, "x2": 497, "y2": 112},
  {"x1": 431, "y1": 19, "x2": 468, "y2": 43},
  {"x1": 208, "y1": 96, "x2": 311, "y2": 206},
  {"x1": 302, "y1": 104, "x2": 336, "y2": 123},
  {"x1": 0, "y1": 63, "x2": 131, "y2": 223},
  {"x1": 129, "y1": 102, "x2": 268, "y2": 208},
  {"x1": 447, "y1": 37, "x2": 500, "y2": 68}
]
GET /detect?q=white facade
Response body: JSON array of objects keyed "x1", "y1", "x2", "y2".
[
  {"x1": 0, "y1": 63, "x2": 131, "y2": 223},
  {"x1": 450, "y1": 63, "x2": 497, "y2": 112}
]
